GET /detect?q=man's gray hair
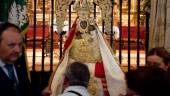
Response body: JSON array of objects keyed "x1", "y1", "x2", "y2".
[{"x1": 65, "y1": 62, "x2": 90, "y2": 87}]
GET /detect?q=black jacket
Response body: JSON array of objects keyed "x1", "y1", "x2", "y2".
[{"x1": 0, "y1": 62, "x2": 35, "y2": 96}]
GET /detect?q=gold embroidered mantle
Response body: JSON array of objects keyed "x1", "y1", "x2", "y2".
[{"x1": 69, "y1": 32, "x2": 101, "y2": 63}]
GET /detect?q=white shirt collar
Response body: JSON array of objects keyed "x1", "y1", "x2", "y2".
[
  {"x1": 64, "y1": 86, "x2": 89, "y2": 96},
  {"x1": 0, "y1": 59, "x2": 6, "y2": 68},
  {"x1": 0, "y1": 59, "x2": 19, "y2": 83}
]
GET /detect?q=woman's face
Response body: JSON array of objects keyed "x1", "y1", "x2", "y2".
[{"x1": 146, "y1": 55, "x2": 169, "y2": 71}]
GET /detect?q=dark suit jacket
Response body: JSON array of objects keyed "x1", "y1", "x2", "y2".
[{"x1": 0, "y1": 62, "x2": 35, "y2": 96}]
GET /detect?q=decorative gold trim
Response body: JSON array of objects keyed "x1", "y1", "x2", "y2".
[
  {"x1": 55, "y1": 0, "x2": 73, "y2": 33},
  {"x1": 94, "y1": 0, "x2": 112, "y2": 33}
]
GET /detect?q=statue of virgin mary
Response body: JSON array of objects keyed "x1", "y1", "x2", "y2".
[{"x1": 50, "y1": 0, "x2": 127, "y2": 96}]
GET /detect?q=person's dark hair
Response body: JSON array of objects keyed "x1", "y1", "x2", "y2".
[
  {"x1": 0, "y1": 22, "x2": 21, "y2": 41},
  {"x1": 147, "y1": 47, "x2": 170, "y2": 66},
  {"x1": 126, "y1": 67, "x2": 170, "y2": 96},
  {"x1": 65, "y1": 62, "x2": 90, "y2": 87}
]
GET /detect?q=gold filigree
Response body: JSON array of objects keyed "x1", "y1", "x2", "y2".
[
  {"x1": 73, "y1": 0, "x2": 95, "y2": 33},
  {"x1": 55, "y1": 0, "x2": 73, "y2": 33},
  {"x1": 87, "y1": 75, "x2": 99, "y2": 96},
  {"x1": 69, "y1": 32, "x2": 101, "y2": 63},
  {"x1": 94, "y1": 0, "x2": 112, "y2": 33}
]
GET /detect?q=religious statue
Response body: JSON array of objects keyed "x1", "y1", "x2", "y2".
[{"x1": 49, "y1": 0, "x2": 127, "y2": 96}]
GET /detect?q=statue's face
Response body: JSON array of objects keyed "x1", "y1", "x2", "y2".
[
  {"x1": 80, "y1": 20, "x2": 88, "y2": 29},
  {"x1": 77, "y1": 18, "x2": 89, "y2": 33}
]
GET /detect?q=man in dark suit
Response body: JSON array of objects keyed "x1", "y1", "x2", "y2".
[{"x1": 0, "y1": 22, "x2": 35, "y2": 96}]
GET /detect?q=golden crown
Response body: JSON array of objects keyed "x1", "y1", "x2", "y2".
[{"x1": 73, "y1": 0, "x2": 93, "y2": 19}]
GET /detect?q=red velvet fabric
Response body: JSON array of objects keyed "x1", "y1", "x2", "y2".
[
  {"x1": 121, "y1": 26, "x2": 146, "y2": 40},
  {"x1": 26, "y1": 25, "x2": 59, "y2": 40},
  {"x1": 95, "y1": 61, "x2": 105, "y2": 78},
  {"x1": 63, "y1": 19, "x2": 77, "y2": 52},
  {"x1": 95, "y1": 61, "x2": 110, "y2": 96}
]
